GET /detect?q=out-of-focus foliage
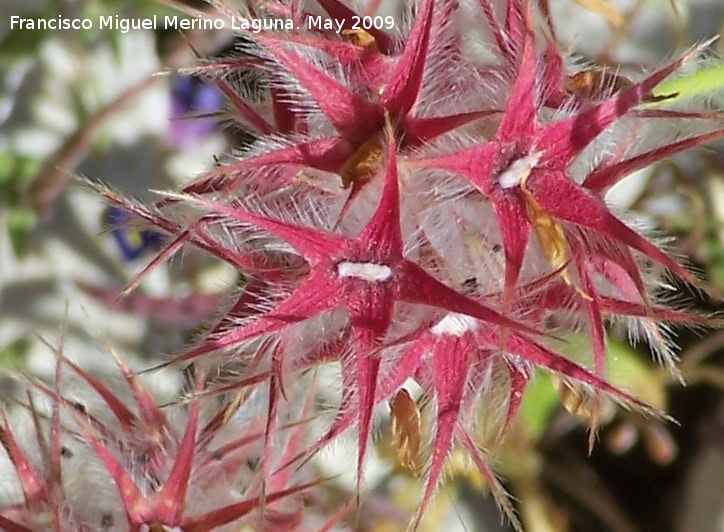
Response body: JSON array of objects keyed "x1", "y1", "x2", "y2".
[{"x1": 0, "y1": 152, "x2": 39, "y2": 257}]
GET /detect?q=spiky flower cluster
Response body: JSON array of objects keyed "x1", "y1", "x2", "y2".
[
  {"x1": 0, "y1": 344, "x2": 331, "y2": 531},
  {"x1": 5, "y1": 0, "x2": 724, "y2": 529}
]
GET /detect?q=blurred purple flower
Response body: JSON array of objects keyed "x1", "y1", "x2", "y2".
[
  {"x1": 167, "y1": 76, "x2": 223, "y2": 147},
  {"x1": 105, "y1": 206, "x2": 162, "y2": 260}
]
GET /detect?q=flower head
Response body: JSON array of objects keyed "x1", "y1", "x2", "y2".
[{"x1": 87, "y1": 0, "x2": 724, "y2": 529}]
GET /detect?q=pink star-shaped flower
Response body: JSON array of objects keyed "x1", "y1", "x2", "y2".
[{"x1": 178, "y1": 127, "x2": 535, "y2": 487}]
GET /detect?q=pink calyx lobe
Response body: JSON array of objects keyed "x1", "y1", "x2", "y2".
[{"x1": 411, "y1": 1, "x2": 704, "y2": 308}]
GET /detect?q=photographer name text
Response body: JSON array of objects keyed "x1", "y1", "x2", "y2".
[{"x1": 9, "y1": 14, "x2": 396, "y2": 34}]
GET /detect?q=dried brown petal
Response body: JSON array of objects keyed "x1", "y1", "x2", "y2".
[
  {"x1": 566, "y1": 70, "x2": 676, "y2": 103},
  {"x1": 389, "y1": 388, "x2": 422, "y2": 472},
  {"x1": 552, "y1": 378, "x2": 614, "y2": 424},
  {"x1": 341, "y1": 28, "x2": 378, "y2": 49}
]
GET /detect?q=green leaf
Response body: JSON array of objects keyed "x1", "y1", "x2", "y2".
[
  {"x1": 0, "y1": 25, "x2": 49, "y2": 60},
  {"x1": 0, "y1": 152, "x2": 41, "y2": 203},
  {"x1": 0, "y1": 152, "x2": 15, "y2": 184},
  {"x1": 6, "y1": 206, "x2": 36, "y2": 258},
  {"x1": 535, "y1": 334, "x2": 668, "y2": 423},
  {"x1": 519, "y1": 371, "x2": 559, "y2": 441},
  {"x1": 0, "y1": 337, "x2": 31, "y2": 371},
  {"x1": 652, "y1": 63, "x2": 724, "y2": 104},
  {"x1": 552, "y1": 334, "x2": 667, "y2": 410},
  {"x1": 605, "y1": 339, "x2": 667, "y2": 410}
]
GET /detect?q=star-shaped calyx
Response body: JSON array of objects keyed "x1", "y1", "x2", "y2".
[
  {"x1": 395, "y1": 310, "x2": 659, "y2": 529},
  {"x1": 175, "y1": 0, "x2": 490, "y2": 207},
  {"x1": 412, "y1": 2, "x2": 713, "y2": 313},
  {"x1": 175, "y1": 120, "x2": 537, "y2": 490},
  {"x1": 73, "y1": 405, "x2": 318, "y2": 531}
]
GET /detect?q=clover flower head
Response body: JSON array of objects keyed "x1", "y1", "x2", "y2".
[{"x1": 78, "y1": 0, "x2": 724, "y2": 528}]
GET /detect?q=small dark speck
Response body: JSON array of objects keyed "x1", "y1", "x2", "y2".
[
  {"x1": 61, "y1": 446, "x2": 73, "y2": 459},
  {"x1": 247, "y1": 457, "x2": 260, "y2": 471},
  {"x1": 148, "y1": 474, "x2": 162, "y2": 491},
  {"x1": 71, "y1": 401, "x2": 86, "y2": 413},
  {"x1": 492, "y1": 244, "x2": 502, "y2": 253},
  {"x1": 101, "y1": 514, "x2": 114, "y2": 528},
  {"x1": 210, "y1": 450, "x2": 223, "y2": 461},
  {"x1": 462, "y1": 277, "x2": 478, "y2": 294}
]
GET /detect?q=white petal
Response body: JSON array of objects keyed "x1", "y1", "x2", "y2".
[
  {"x1": 431, "y1": 313, "x2": 478, "y2": 337},
  {"x1": 336, "y1": 261, "x2": 393, "y2": 282}
]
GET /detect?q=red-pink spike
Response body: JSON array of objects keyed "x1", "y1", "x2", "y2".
[
  {"x1": 579, "y1": 263, "x2": 607, "y2": 377},
  {"x1": 529, "y1": 170, "x2": 692, "y2": 280},
  {"x1": 504, "y1": 0, "x2": 526, "y2": 48},
  {"x1": 404, "y1": 110, "x2": 499, "y2": 145},
  {"x1": 407, "y1": 141, "x2": 504, "y2": 195},
  {"x1": 495, "y1": 0, "x2": 537, "y2": 143},
  {"x1": 157, "y1": 391, "x2": 201, "y2": 522},
  {"x1": 458, "y1": 430, "x2": 521, "y2": 530},
  {"x1": 542, "y1": 40, "x2": 713, "y2": 167},
  {"x1": 382, "y1": 0, "x2": 436, "y2": 115},
  {"x1": 259, "y1": 31, "x2": 369, "y2": 67},
  {"x1": 187, "y1": 195, "x2": 346, "y2": 263},
  {"x1": 117, "y1": 231, "x2": 188, "y2": 297},
  {"x1": 502, "y1": 332, "x2": 657, "y2": 413},
  {"x1": 478, "y1": 0, "x2": 510, "y2": 60},
  {"x1": 0, "y1": 413, "x2": 46, "y2": 504},
  {"x1": 397, "y1": 261, "x2": 541, "y2": 336},
  {"x1": 504, "y1": 360, "x2": 530, "y2": 430},
  {"x1": 260, "y1": 41, "x2": 380, "y2": 142},
  {"x1": 175, "y1": 137, "x2": 353, "y2": 200},
  {"x1": 259, "y1": 364, "x2": 282, "y2": 511},
  {"x1": 493, "y1": 192, "x2": 532, "y2": 310},
  {"x1": 176, "y1": 271, "x2": 344, "y2": 362},
  {"x1": 358, "y1": 120, "x2": 403, "y2": 255},
  {"x1": 107, "y1": 348, "x2": 168, "y2": 431},
  {"x1": 215, "y1": 78, "x2": 274, "y2": 135},
  {"x1": 352, "y1": 345, "x2": 381, "y2": 498},
  {"x1": 68, "y1": 410, "x2": 153, "y2": 526},
  {"x1": 583, "y1": 128, "x2": 724, "y2": 192},
  {"x1": 60, "y1": 356, "x2": 137, "y2": 433},
  {"x1": 183, "y1": 479, "x2": 326, "y2": 531},
  {"x1": 414, "y1": 336, "x2": 469, "y2": 527}
]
